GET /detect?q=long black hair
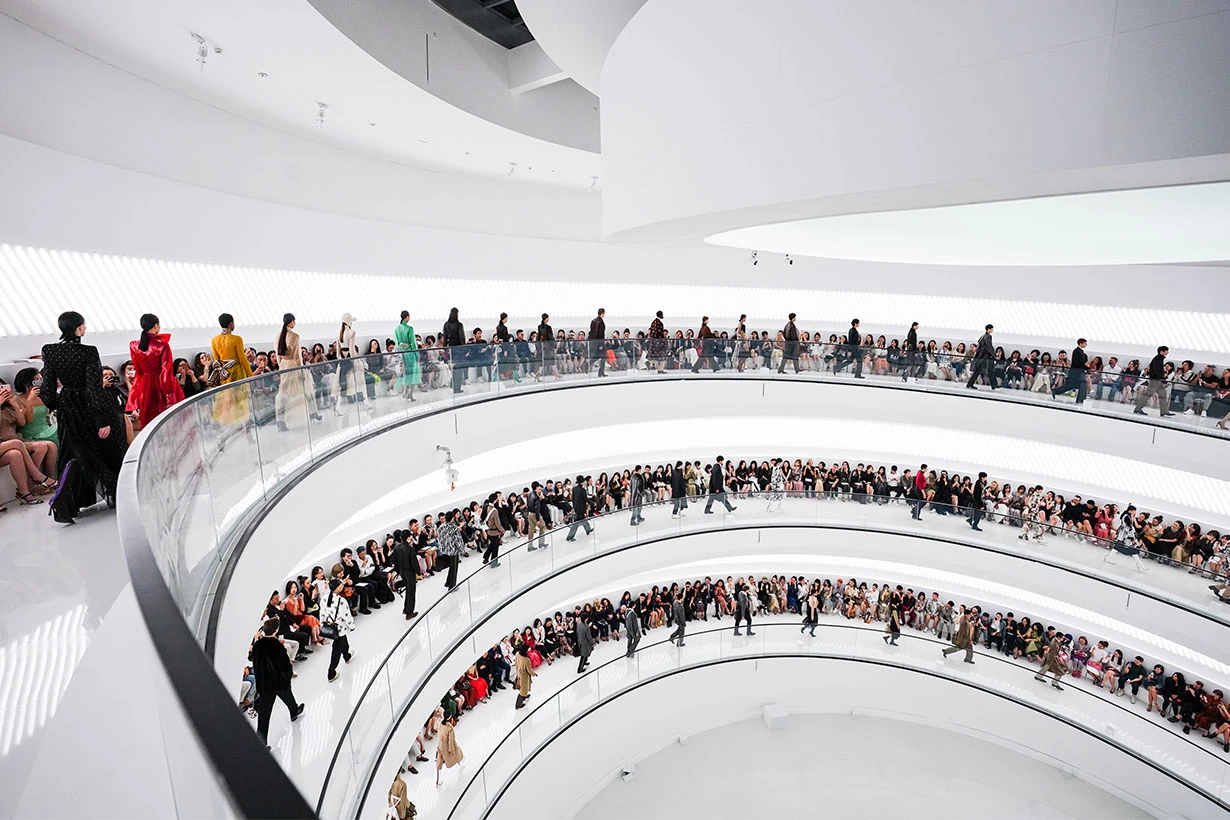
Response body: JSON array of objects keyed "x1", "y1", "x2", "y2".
[
  {"x1": 137, "y1": 313, "x2": 159, "y2": 351},
  {"x1": 57, "y1": 311, "x2": 85, "y2": 342},
  {"x1": 277, "y1": 313, "x2": 294, "y2": 357}
]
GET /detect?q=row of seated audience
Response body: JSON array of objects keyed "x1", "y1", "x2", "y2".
[
  {"x1": 381, "y1": 566, "x2": 1230, "y2": 812},
  {"x1": 242, "y1": 455, "x2": 1230, "y2": 789}
]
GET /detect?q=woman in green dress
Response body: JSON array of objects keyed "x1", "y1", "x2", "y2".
[
  {"x1": 395, "y1": 310, "x2": 421, "y2": 401},
  {"x1": 13, "y1": 368, "x2": 58, "y2": 445}
]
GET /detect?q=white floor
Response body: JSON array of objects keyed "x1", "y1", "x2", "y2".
[
  {"x1": 575, "y1": 713, "x2": 1153, "y2": 820},
  {"x1": 0, "y1": 502, "x2": 130, "y2": 816}
]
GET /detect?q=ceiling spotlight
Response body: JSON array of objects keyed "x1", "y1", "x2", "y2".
[
  {"x1": 785, "y1": 254, "x2": 793, "y2": 265},
  {"x1": 316, "y1": 101, "x2": 329, "y2": 126},
  {"x1": 507, "y1": 162, "x2": 518, "y2": 176},
  {"x1": 257, "y1": 71, "x2": 268, "y2": 78},
  {"x1": 590, "y1": 175, "x2": 598, "y2": 190},
  {"x1": 750, "y1": 251, "x2": 759, "y2": 266},
  {"x1": 369, "y1": 122, "x2": 377, "y2": 127}
]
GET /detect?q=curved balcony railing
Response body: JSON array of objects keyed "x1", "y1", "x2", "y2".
[
  {"x1": 317, "y1": 496, "x2": 1230, "y2": 820},
  {"x1": 438, "y1": 623, "x2": 1230, "y2": 820},
  {"x1": 116, "y1": 342, "x2": 1230, "y2": 820}
]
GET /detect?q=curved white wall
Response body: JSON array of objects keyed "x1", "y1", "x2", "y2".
[{"x1": 601, "y1": 0, "x2": 1230, "y2": 239}]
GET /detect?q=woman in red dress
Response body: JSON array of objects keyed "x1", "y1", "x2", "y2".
[{"x1": 126, "y1": 314, "x2": 185, "y2": 425}]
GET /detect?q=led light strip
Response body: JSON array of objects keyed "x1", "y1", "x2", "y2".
[{"x1": 2, "y1": 243, "x2": 1229, "y2": 353}]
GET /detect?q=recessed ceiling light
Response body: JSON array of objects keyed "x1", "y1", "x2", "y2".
[
  {"x1": 257, "y1": 71, "x2": 268, "y2": 78},
  {"x1": 369, "y1": 122, "x2": 377, "y2": 127},
  {"x1": 418, "y1": 139, "x2": 428, "y2": 144}
]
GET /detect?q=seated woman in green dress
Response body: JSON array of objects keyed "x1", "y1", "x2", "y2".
[{"x1": 13, "y1": 368, "x2": 58, "y2": 445}]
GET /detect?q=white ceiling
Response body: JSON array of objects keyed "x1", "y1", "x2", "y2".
[
  {"x1": 706, "y1": 182, "x2": 1230, "y2": 266},
  {"x1": 0, "y1": 0, "x2": 600, "y2": 187}
]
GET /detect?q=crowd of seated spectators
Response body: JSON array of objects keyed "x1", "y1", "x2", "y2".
[
  {"x1": 382, "y1": 566, "x2": 1230, "y2": 809},
  {"x1": 245, "y1": 453, "x2": 1230, "y2": 777}
]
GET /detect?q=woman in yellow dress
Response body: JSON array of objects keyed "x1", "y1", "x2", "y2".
[{"x1": 210, "y1": 312, "x2": 255, "y2": 426}]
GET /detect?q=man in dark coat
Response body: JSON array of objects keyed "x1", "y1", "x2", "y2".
[
  {"x1": 670, "y1": 460, "x2": 688, "y2": 518},
  {"x1": 251, "y1": 619, "x2": 304, "y2": 743},
  {"x1": 589, "y1": 308, "x2": 607, "y2": 376},
  {"x1": 391, "y1": 529, "x2": 418, "y2": 620},
  {"x1": 942, "y1": 606, "x2": 980, "y2": 663},
  {"x1": 566, "y1": 475, "x2": 594, "y2": 541},
  {"x1": 623, "y1": 605, "x2": 642, "y2": 658},
  {"x1": 778, "y1": 313, "x2": 801, "y2": 374},
  {"x1": 668, "y1": 595, "x2": 687, "y2": 647},
  {"x1": 966, "y1": 324, "x2": 997, "y2": 390},
  {"x1": 903, "y1": 322, "x2": 919, "y2": 381},
  {"x1": 733, "y1": 583, "x2": 756, "y2": 636},
  {"x1": 628, "y1": 466, "x2": 646, "y2": 525},
  {"x1": 575, "y1": 616, "x2": 595, "y2": 673},
  {"x1": 703, "y1": 456, "x2": 737, "y2": 514}
]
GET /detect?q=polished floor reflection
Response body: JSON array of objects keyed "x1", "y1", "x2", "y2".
[{"x1": 0, "y1": 502, "x2": 128, "y2": 816}]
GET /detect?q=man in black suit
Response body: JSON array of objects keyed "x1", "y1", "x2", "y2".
[
  {"x1": 566, "y1": 475, "x2": 594, "y2": 541},
  {"x1": 836, "y1": 318, "x2": 864, "y2": 378},
  {"x1": 1052, "y1": 338, "x2": 1089, "y2": 404},
  {"x1": 251, "y1": 619, "x2": 304, "y2": 743},
  {"x1": 703, "y1": 456, "x2": 737, "y2": 514},
  {"x1": 391, "y1": 527, "x2": 418, "y2": 620},
  {"x1": 969, "y1": 471, "x2": 988, "y2": 531},
  {"x1": 670, "y1": 460, "x2": 688, "y2": 518},
  {"x1": 589, "y1": 308, "x2": 607, "y2": 376},
  {"x1": 778, "y1": 313, "x2": 801, "y2": 374},
  {"x1": 627, "y1": 466, "x2": 646, "y2": 525},
  {"x1": 903, "y1": 321, "x2": 919, "y2": 381},
  {"x1": 966, "y1": 324, "x2": 997, "y2": 390}
]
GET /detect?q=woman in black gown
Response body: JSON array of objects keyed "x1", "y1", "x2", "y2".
[{"x1": 40, "y1": 311, "x2": 128, "y2": 523}]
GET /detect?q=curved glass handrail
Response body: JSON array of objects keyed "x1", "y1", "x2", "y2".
[
  {"x1": 441, "y1": 623, "x2": 1230, "y2": 820},
  {"x1": 120, "y1": 342, "x2": 1230, "y2": 819},
  {"x1": 316, "y1": 495, "x2": 1230, "y2": 820},
  {"x1": 132, "y1": 342, "x2": 1230, "y2": 648}
]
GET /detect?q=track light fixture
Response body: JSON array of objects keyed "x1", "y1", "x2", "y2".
[
  {"x1": 190, "y1": 32, "x2": 209, "y2": 71},
  {"x1": 316, "y1": 101, "x2": 329, "y2": 126},
  {"x1": 750, "y1": 251, "x2": 759, "y2": 266},
  {"x1": 508, "y1": 162, "x2": 518, "y2": 177},
  {"x1": 785, "y1": 254, "x2": 793, "y2": 265}
]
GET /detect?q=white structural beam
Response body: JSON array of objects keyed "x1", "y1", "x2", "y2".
[{"x1": 508, "y1": 40, "x2": 569, "y2": 94}]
